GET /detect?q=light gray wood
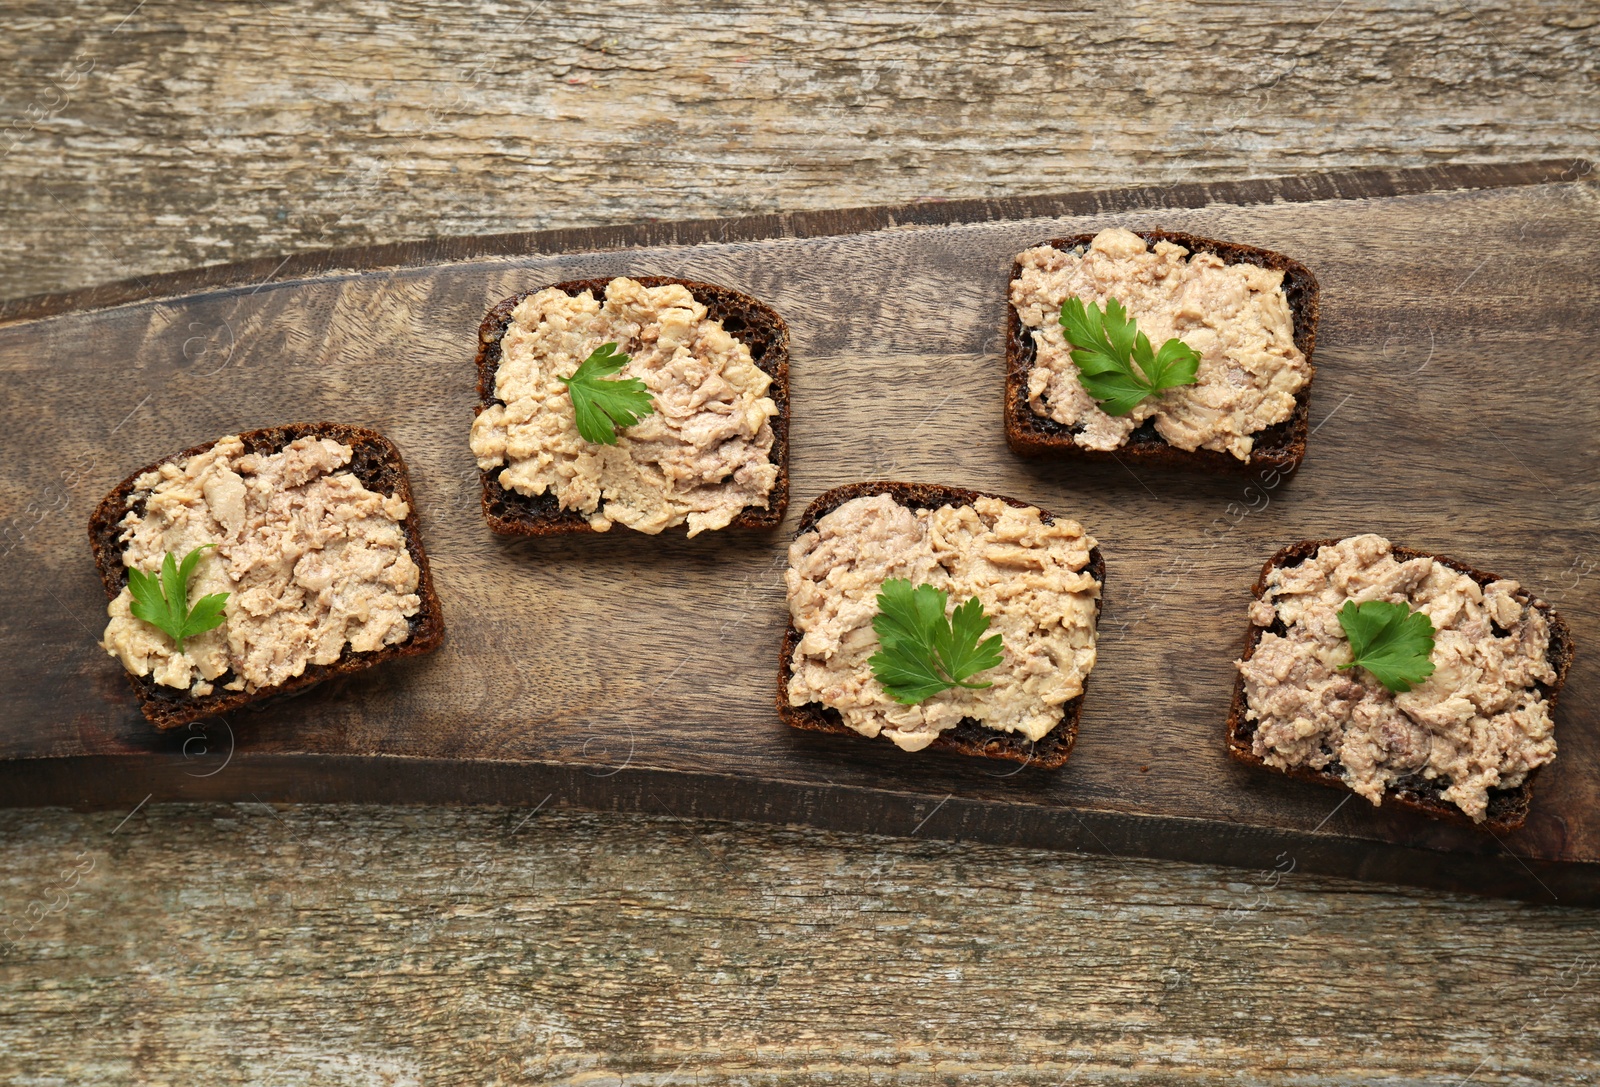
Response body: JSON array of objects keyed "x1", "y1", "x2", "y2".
[
  {"x1": 3, "y1": 803, "x2": 1599, "y2": 1085},
  {"x1": 2, "y1": 0, "x2": 1597, "y2": 300},
  {"x1": 4, "y1": 1, "x2": 1600, "y2": 1081}
]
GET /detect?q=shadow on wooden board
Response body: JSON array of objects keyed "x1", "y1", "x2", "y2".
[{"x1": 1, "y1": 159, "x2": 1595, "y2": 904}]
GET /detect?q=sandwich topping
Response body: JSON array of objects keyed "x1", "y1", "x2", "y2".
[
  {"x1": 470, "y1": 277, "x2": 780, "y2": 536},
  {"x1": 785, "y1": 493, "x2": 1100, "y2": 752},
  {"x1": 1237, "y1": 534, "x2": 1558, "y2": 822},
  {"x1": 1011, "y1": 227, "x2": 1310, "y2": 460},
  {"x1": 100, "y1": 435, "x2": 422, "y2": 697}
]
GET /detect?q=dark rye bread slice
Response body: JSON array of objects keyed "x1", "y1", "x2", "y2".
[
  {"x1": 88, "y1": 422, "x2": 446, "y2": 731},
  {"x1": 1226, "y1": 539, "x2": 1576, "y2": 832},
  {"x1": 777, "y1": 482, "x2": 1105, "y2": 769},
  {"x1": 1005, "y1": 230, "x2": 1320, "y2": 472},
  {"x1": 473, "y1": 277, "x2": 790, "y2": 536}
]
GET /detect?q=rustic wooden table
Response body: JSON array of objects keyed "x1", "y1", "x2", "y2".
[{"x1": 3, "y1": 2, "x2": 1598, "y2": 1083}]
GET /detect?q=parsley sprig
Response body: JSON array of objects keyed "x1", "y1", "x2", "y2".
[
  {"x1": 126, "y1": 544, "x2": 230, "y2": 653},
  {"x1": 868, "y1": 579, "x2": 1005, "y2": 705},
  {"x1": 1058, "y1": 296, "x2": 1201, "y2": 416},
  {"x1": 1335, "y1": 600, "x2": 1437, "y2": 693},
  {"x1": 559, "y1": 342, "x2": 656, "y2": 445}
]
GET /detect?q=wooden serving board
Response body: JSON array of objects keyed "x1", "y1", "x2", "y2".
[{"x1": 2, "y1": 162, "x2": 1595, "y2": 903}]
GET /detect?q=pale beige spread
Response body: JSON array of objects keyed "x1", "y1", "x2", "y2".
[
  {"x1": 100, "y1": 435, "x2": 422, "y2": 696},
  {"x1": 1237, "y1": 534, "x2": 1558, "y2": 822},
  {"x1": 1011, "y1": 227, "x2": 1310, "y2": 460},
  {"x1": 785, "y1": 493, "x2": 1101, "y2": 752},
  {"x1": 469, "y1": 277, "x2": 779, "y2": 536}
]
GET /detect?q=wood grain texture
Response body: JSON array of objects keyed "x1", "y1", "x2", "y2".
[
  {"x1": 3, "y1": 804, "x2": 1599, "y2": 1085},
  {"x1": 2, "y1": 166, "x2": 1597, "y2": 905},
  {"x1": 3, "y1": 1, "x2": 1599, "y2": 300},
  {"x1": 5, "y1": 1, "x2": 1600, "y2": 1080}
]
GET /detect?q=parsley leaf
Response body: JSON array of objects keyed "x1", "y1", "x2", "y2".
[
  {"x1": 868, "y1": 578, "x2": 1005, "y2": 705},
  {"x1": 1058, "y1": 296, "x2": 1202, "y2": 416},
  {"x1": 126, "y1": 544, "x2": 230, "y2": 653},
  {"x1": 1335, "y1": 600, "x2": 1437, "y2": 693},
  {"x1": 559, "y1": 342, "x2": 656, "y2": 445}
]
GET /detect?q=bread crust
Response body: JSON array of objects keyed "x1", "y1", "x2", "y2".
[
  {"x1": 1225, "y1": 539, "x2": 1576, "y2": 832},
  {"x1": 473, "y1": 277, "x2": 790, "y2": 536},
  {"x1": 87, "y1": 422, "x2": 446, "y2": 731},
  {"x1": 1004, "y1": 230, "x2": 1321, "y2": 471},
  {"x1": 776, "y1": 481, "x2": 1105, "y2": 769}
]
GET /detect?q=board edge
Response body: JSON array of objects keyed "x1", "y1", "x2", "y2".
[
  {"x1": 1, "y1": 752, "x2": 1593, "y2": 906},
  {"x1": 0, "y1": 159, "x2": 1591, "y2": 327}
]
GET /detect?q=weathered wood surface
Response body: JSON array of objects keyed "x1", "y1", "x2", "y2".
[
  {"x1": 4, "y1": 1, "x2": 1600, "y2": 1082},
  {"x1": 4, "y1": 804, "x2": 1600, "y2": 1085},
  {"x1": 3, "y1": 1, "x2": 1598, "y2": 301},
  {"x1": 2, "y1": 165, "x2": 1598, "y2": 905}
]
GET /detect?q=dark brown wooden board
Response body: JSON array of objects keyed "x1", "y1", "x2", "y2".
[{"x1": 2, "y1": 161, "x2": 1596, "y2": 903}]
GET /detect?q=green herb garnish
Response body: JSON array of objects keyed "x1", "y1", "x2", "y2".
[
  {"x1": 1058, "y1": 296, "x2": 1202, "y2": 416},
  {"x1": 867, "y1": 578, "x2": 1005, "y2": 705},
  {"x1": 559, "y1": 342, "x2": 656, "y2": 445},
  {"x1": 1335, "y1": 600, "x2": 1437, "y2": 693},
  {"x1": 127, "y1": 544, "x2": 230, "y2": 653}
]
